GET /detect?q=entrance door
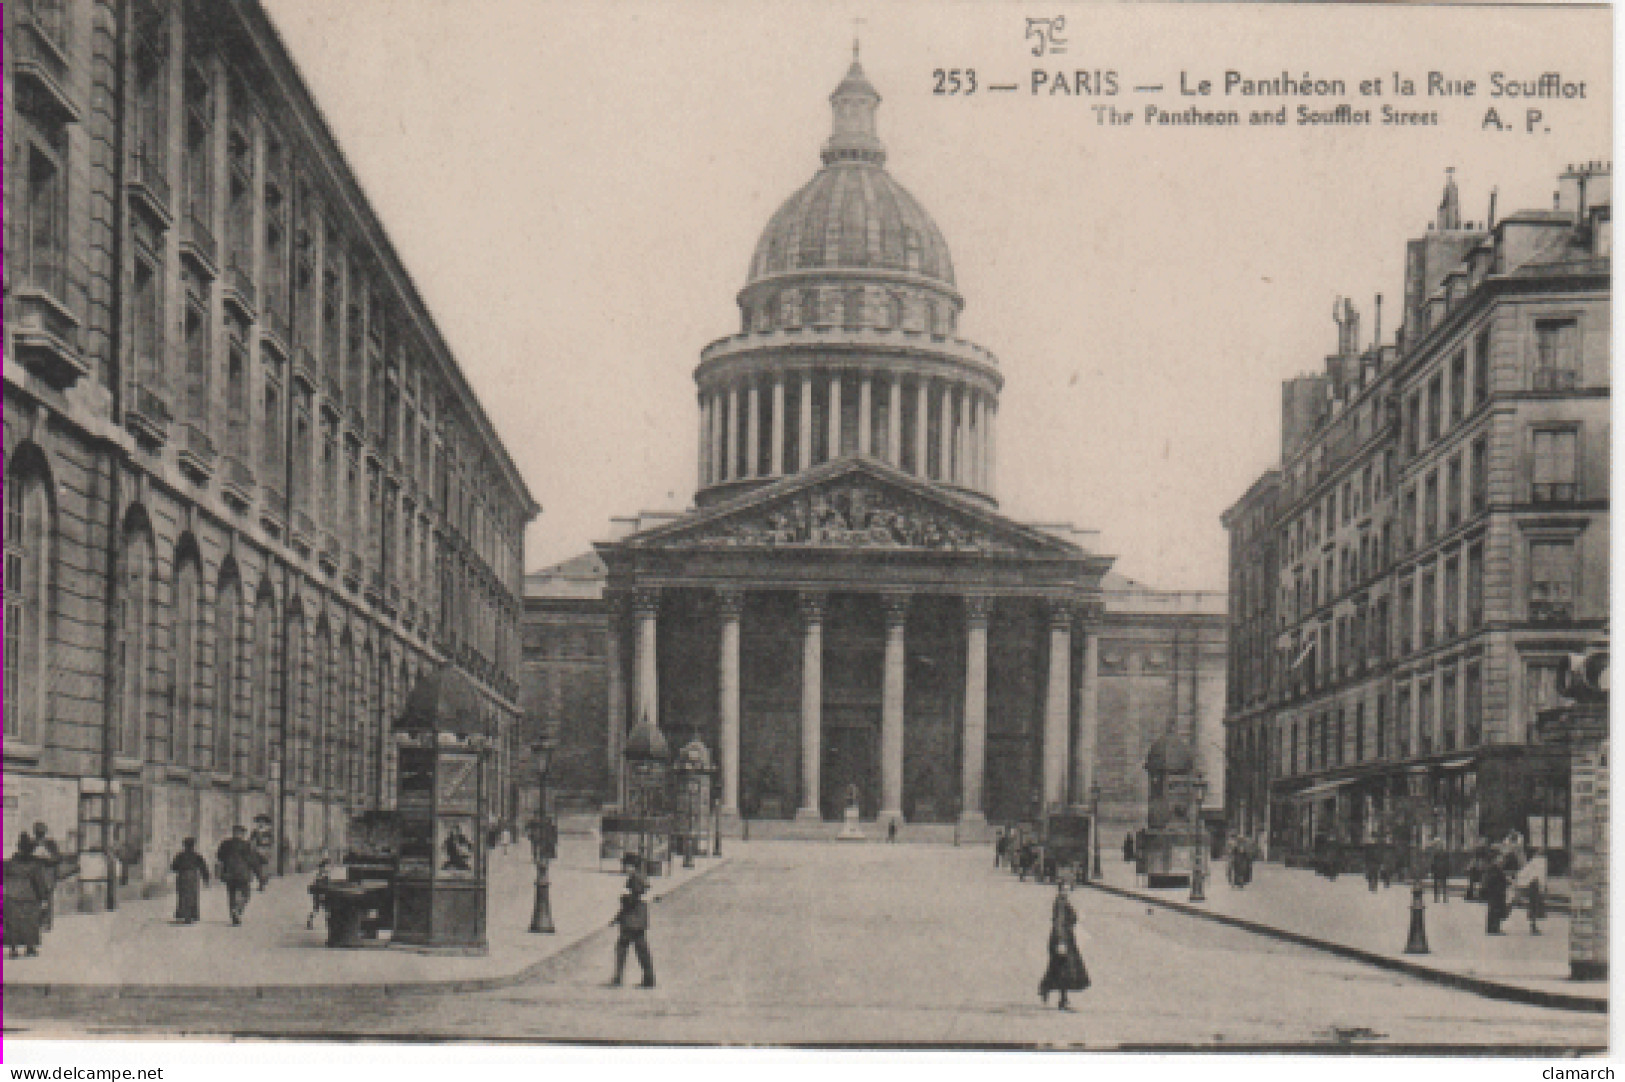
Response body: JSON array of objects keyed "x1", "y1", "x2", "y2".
[{"x1": 821, "y1": 713, "x2": 877, "y2": 820}]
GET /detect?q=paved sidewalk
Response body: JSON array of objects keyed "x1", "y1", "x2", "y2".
[
  {"x1": 3, "y1": 838, "x2": 723, "y2": 994},
  {"x1": 1087, "y1": 856, "x2": 1605, "y2": 1011}
]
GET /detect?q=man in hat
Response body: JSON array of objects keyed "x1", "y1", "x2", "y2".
[
  {"x1": 249, "y1": 816, "x2": 275, "y2": 891},
  {"x1": 31, "y1": 822, "x2": 63, "y2": 931},
  {"x1": 609, "y1": 873, "x2": 655, "y2": 988},
  {"x1": 216, "y1": 826, "x2": 261, "y2": 926}
]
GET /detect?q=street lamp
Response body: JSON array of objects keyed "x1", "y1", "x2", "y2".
[
  {"x1": 527, "y1": 735, "x2": 558, "y2": 934},
  {"x1": 1189, "y1": 772, "x2": 1209, "y2": 903},
  {"x1": 1088, "y1": 781, "x2": 1103, "y2": 881}
]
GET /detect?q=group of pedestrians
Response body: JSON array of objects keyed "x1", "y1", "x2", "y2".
[
  {"x1": 4, "y1": 823, "x2": 69, "y2": 959},
  {"x1": 169, "y1": 826, "x2": 268, "y2": 927}
]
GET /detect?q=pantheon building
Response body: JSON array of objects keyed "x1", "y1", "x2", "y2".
[{"x1": 526, "y1": 54, "x2": 1225, "y2": 838}]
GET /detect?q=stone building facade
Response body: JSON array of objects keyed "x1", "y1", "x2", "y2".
[
  {"x1": 523, "y1": 54, "x2": 1225, "y2": 841},
  {"x1": 1222, "y1": 165, "x2": 1610, "y2": 869},
  {"x1": 4, "y1": 0, "x2": 537, "y2": 909}
]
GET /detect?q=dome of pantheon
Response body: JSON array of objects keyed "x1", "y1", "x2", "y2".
[{"x1": 694, "y1": 49, "x2": 1002, "y2": 508}]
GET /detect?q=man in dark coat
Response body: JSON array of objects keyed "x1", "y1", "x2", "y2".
[
  {"x1": 1364, "y1": 844, "x2": 1382, "y2": 892},
  {"x1": 216, "y1": 826, "x2": 261, "y2": 926},
  {"x1": 171, "y1": 837, "x2": 210, "y2": 924},
  {"x1": 31, "y1": 822, "x2": 63, "y2": 932},
  {"x1": 1430, "y1": 843, "x2": 1451, "y2": 903},
  {"x1": 609, "y1": 874, "x2": 655, "y2": 988},
  {"x1": 1482, "y1": 855, "x2": 1510, "y2": 935},
  {"x1": 1038, "y1": 879, "x2": 1089, "y2": 1010},
  {"x1": 5, "y1": 834, "x2": 51, "y2": 958}
]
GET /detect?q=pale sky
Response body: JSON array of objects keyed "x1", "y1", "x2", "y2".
[{"x1": 259, "y1": 1, "x2": 1609, "y2": 591}]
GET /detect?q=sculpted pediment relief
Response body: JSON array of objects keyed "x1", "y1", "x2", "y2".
[{"x1": 667, "y1": 478, "x2": 1036, "y2": 555}]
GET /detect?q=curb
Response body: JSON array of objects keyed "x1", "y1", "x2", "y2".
[
  {"x1": 1084, "y1": 879, "x2": 1607, "y2": 1015},
  {"x1": 5, "y1": 857, "x2": 729, "y2": 1003}
]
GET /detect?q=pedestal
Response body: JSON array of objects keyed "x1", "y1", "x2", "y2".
[{"x1": 836, "y1": 805, "x2": 866, "y2": 841}]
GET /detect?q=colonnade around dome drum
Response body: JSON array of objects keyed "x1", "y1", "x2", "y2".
[{"x1": 695, "y1": 356, "x2": 999, "y2": 506}]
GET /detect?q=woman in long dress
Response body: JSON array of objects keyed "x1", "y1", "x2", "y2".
[
  {"x1": 5, "y1": 834, "x2": 50, "y2": 958},
  {"x1": 170, "y1": 837, "x2": 210, "y2": 924},
  {"x1": 1038, "y1": 879, "x2": 1090, "y2": 1010}
]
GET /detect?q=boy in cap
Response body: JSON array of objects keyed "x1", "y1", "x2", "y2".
[{"x1": 609, "y1": 872, "x2": 655, "y2": 988}]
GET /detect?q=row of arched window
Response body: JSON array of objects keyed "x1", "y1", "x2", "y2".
[{"x1": 6, "y1": 445, "x2": 414, "y2": 800}]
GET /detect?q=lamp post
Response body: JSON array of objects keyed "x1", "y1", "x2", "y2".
[
  {"x1": 1088, "y1": 781, "x2": 1103, "y2": 882},
  {"x1": 1189, "y1": 772, "x2": 1208, "y2": 903},
  {"x1": 527, "y1": 735, "x2": 558, "y2": 934}
]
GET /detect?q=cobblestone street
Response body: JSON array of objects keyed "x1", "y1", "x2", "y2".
[{"x1": 8, "y1": 842, "x2": 1607, "y2": 1050}]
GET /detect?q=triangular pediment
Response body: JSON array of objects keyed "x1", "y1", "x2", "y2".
[{"x1": 619, "y1": 459, "x2": 1085, "y2": 558}]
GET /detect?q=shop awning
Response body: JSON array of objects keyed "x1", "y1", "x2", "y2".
[
  {"x1": 1288, "y1": 777, "x2": 1356, "y2": 801},
  {"x1": 1439, "y1": 758, "x2": 1475, "y2": 771}
]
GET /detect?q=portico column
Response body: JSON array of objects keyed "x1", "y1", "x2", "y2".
[
  {"x1": 799, "y1": 376, "x2": 813, "y2": 473},
  {"x1": 726, "y1": 384, "x2": 740, "y2": 481},
  {"x1": 960, "y1": 594, "x2": 990, "y2": 831},
  {"x1": 1072, "y1": 617, "x2": 1101, "y2": 806},
  {"x1": 937, "y1": 383, "x2": 953, "y2": 482},
  {"x1": 633, "y1": 587, "x2": 661, "y2": 735},
  {"x1": 605, "y1": 591, "x2": 629, "y2": 809},
  {"x1": 771, "y1": 376, "x2": 786, "y2": 476},
  {"x1": 828, "y1": 374, "x2": 843, "y2": 461},
  {"x1": 746, "y1": 380, "x2": 761, "y2": 478},
  {"x1": 717, "y1": 588, "x2": 744, "y2": 818},
  {"x1": 886, "y1": 376, "x2": 902, "y2": 466},
  {"x1": 858, "y1": 375, "x2": 873, "y2": 456},
  {"x1": 1042, "y1": 600, "x2": 1073, "y2": 809},
  {"x1": 879, "y1": 593, "x2": 909, "y2": 826},
  {"x1": 797, "y1": 592, "x2": 827, "y2": 821},
  {"x1": 914, "y1": 379, "x2": 929, "y2": 478}
]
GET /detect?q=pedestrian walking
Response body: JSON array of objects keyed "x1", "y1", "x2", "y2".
[
  {"x1": 1378, "y1": 844, "x2": 1393, "y2": 889},
  {"x1": 249, "y1": 817, "x2": 275, "y2": 891},
  {"x1": 170, "y1": 838, "x2": 210, "y2": 924},
  {"x1": 1038, "y1": 878, "x2": 1089, "y2": 1011},
  {"x1": 30, "y1": 822, "x2": 64, "y2": 932},
  {"x1": 306, "y1": 857, "x2": 332, "y2": 929},
  {"x1": 887, "y1": 819, "x2": 898, "y2": 844},
  {"x1": 1363, "y1": 844, "x2": 1381, "y2": 892},
  {"x1": 1430, "y1": 842, "x2": 1451, "y2": 903},
  {"x1": 5, "y1": 834, "x2": 52, "y2": 958},
  {"x1": 1518, "y1": 848, "x2": 1548, "y2": 935},
  {"x1": 1482, "y1": 854, "x2": 1510, "y2": 935},
  {"x1": 994, "y1": 827, "x2": 1006, "y2": 868},
  {"x1": 609, "y1": 873, "x2": 655, "y2": 988},
  {"x1": 216, "y1": 826, "x2": 261, "y2": 926},
  {"x1": 1122, "y1": 832, "x2": 1135, "y2": 863}
]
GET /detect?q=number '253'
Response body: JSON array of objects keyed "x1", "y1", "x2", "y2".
[{"x1": 932, "y1": 69, "x2": 977, "y2": 95}]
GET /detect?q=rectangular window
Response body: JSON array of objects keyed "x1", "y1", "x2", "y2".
[
  {"x1": 1450, "y1": 352, "x2": 1466, "y2": 425},
  {"x1": 1441, "y1": 669, "x2": 1458, "y2": 751},
  {"x1": 1418, "y1": 679, "x2": 1435, "y2": 756},
  {"x1": 133, "y1": 256, "x2": 162, "y2": 387},
  {"x1": 1361, "y1": 464, "x2": 1373, "y2": 515},
  {"x1": 1419, "y1": 567, "x2": 1436, "y2": 647},
  {"x1": 1464, "y1": 663, "x2": 1482, "y2": 747},
  {"x1": 1529, "y1": 539, "x2": 1576, "y2": 621},
  {"x1": 1396, "y1": 688, "x2": 1412, "y2": 758},
  {"x1": 1532, "y1": 428, "x2": 1579, "y2": 503},
  {"x1": 1341, "y1": 481, "x2": 1353, "y2": 525},
  {"x1": 21, "y1": 144, "x2": 68, "y2": 300},
  {"x1": 1376, "y1": 694, "x2": 1388, "y2": 759},
  {"x1": 1427, "y1": 374, "x2": 1443, "y2": 442},
  {"x1": 183, "y1": 297, "x2": 210, "y2": 423},
  {"x1": 1355, "y1": 702, "x2": 1365, "y2": 763},
  {"x1": 1423, "y1": 471, "x2": 1439, "y2": 542},
  {"x1": 261, "y1": 377, "x2": 284, "y2": 478},
  {"x1": 1473, "y1": 327, "x2": 1491, "y2": 406},
  {"x1": 1446, "y1": 454, "x2": 1462, "y2": 529},
  {"x1": 1374, "y1": 596, "x2": 1389, "y2": 661},
  {"x1": 1466, "y1": 543, "x2": 1484, "y2": 629},
  {"x1": 1399, "y1": 580, "x2": 1415, "y2": 654},
  {"x1": 1406, "y1": 394, "x2": 1421, "y2": 457},
  {"x1": 183, "y1": 57, "x2": 213, "y2": 233},
  {"x1": 226, "y1": 338, "x2": 250, "y2": 458},
  {"x1": 1470, "y1": 437, "x2": 1488, "y2": 514},
  {"x1": 1443, "y1": 556, "x2": 1460, "y2": 638},
  {"x1": 1404, "y1": 488, "x2": 1418, "y2": 551},
  {"x1": 1524, "y1": 660, "x2": 1564, "y2": 742},
  {"x1": 1534, "y1": 318, "x2": 1579, "y2": 389}
]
